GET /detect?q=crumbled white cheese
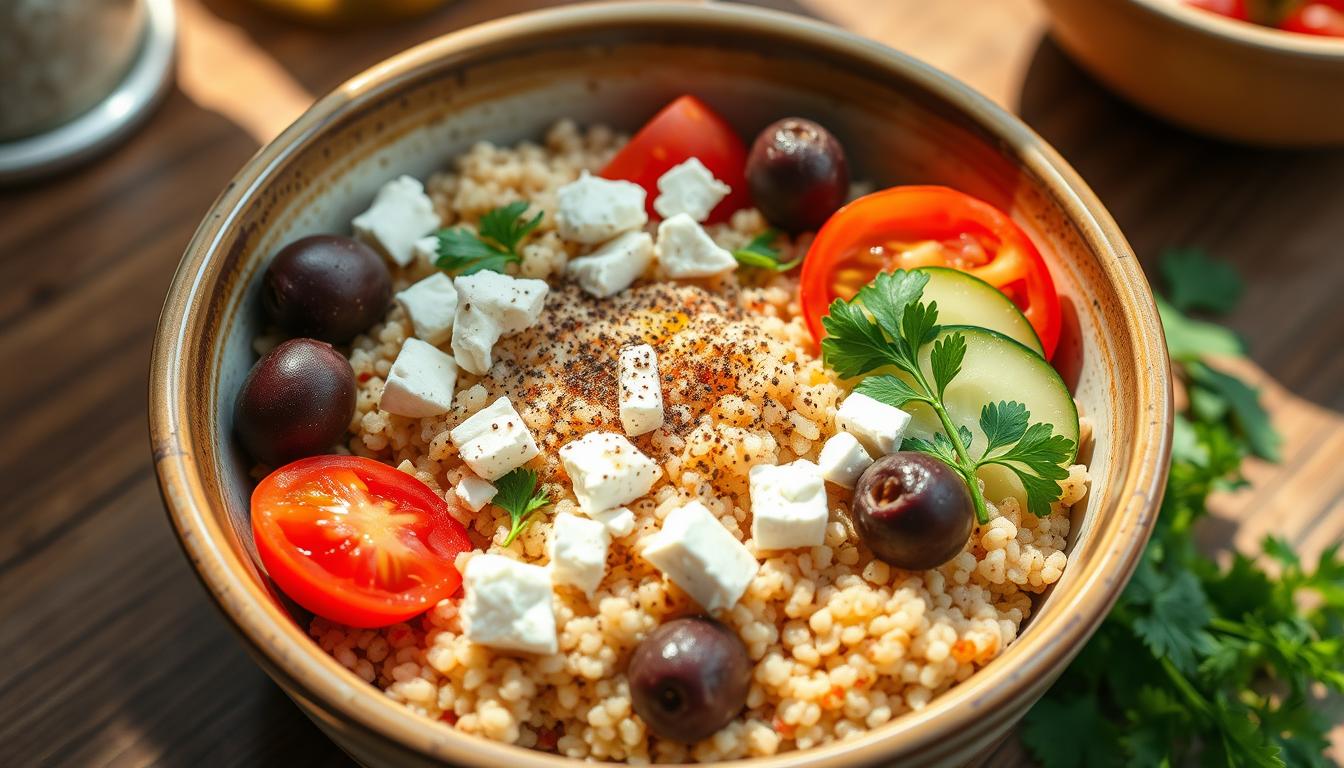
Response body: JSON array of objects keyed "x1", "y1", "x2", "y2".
[
  {"x1": 449, "y1": 397, "x2": 540, "y2": 480},
  {"x1": 451, "y1": 271, "x2": 549, "y2": 375},
  {"x1": 835, "y1": 392, "x2": 912, "y2": 456},
  {"x1": 558, "y1": 432, "x2": 661, "y2": 514},
  {"x1": 411, "y1": 235, "x2": 440, "y2": 267},
  {"x1": 749, "y1": 460, "x2": 829, "y2": 550},
  {"x1": 618, "y1": 343, "x2": 664, "y2": 437},
  {"x1": 565, "y1": 231, "x2": 654, "y2": 298},
  {"x1": 554, "y1": 171, "x2": 648, "y2": 244},
  {"x1": 461, "y1": 554, "x2": 557, "y2": 655},
  {"x1": 379, "y1": 338, "x2": 458, "y2": 418},
  {"x1": 454, "y1": 476, "x2": 497, "y2": 512},
  {"x1": 641, "y1": 500, "x2": 759, "y2": 613},
  {"x1": 351, "y1": 175, "x2": 441, "y2": 267},
  {"x1": 395, "y1": 272, "x2": 458, "y2": 346},
  {"x1": 588, "y1": 506, "x2": 636, "y2": 538},
  {"x1": 656, "y1": 213, "x2": 737, "y2": 278},
  {"x1": 549, "y1": 512, "x2": 609, "y2": 596},
  {"x1": 817, "y1": 431, "x2": 874, "y2": 489},
  {"x1": 653, "y1": 158, "x2": 731, "y2": 222}
]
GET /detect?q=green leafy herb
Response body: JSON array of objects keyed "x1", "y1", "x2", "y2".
[
  {"x1": 491, "y1": 468, "x2": 550, "y2": 546},
  {"x1": 821, "y1": 270, "x2": 1075, "y2": 523},
  {"x1": 1162, "y1": 248, "x2": 1245, "y2": 314},
  {"x1": 1022, "y1": 256, "x2": 1343, "y2": 768},
  {"x1": 434, "y1": 200, "x2": 543, "y2": 275},
  {"x1": 732, "y1": 230, "x2": 802, "y2": 271}
]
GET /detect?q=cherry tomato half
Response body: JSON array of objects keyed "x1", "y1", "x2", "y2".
[
  {"x1": 600, "y1": 95, "x2": 751, "y2": 224},
  {"x1": 251, "y1": 455, "x2": 473, "y2": 628},
  {"x1": 1184, "y1": 0, "x2": 1251, "y2": 21},
  {"x1": 1280, "y1": 2, "x2": 1344, "y2": 36},
  {"x1": 799, "y1": 186, "x2": 1062, "y2": 358}
]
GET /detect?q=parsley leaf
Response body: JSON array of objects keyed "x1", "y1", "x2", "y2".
[
  {"x1": 1185, "y1": 360, "x2": 1281, "y2": 462},
  {"x1": 820, "y1": 269, "x2": 1073, "y2": 524},
  {"x1": 1159, "y1": 296, "x2": 1245, "y2": 360},
  {"x1": 434, "y1": 200, "x2": 542, "y2": 275},
  {"x1": 491, "y1": 467, "x2": 550, "y2": 546},
  {"x1": 1162, "y1": 248, "x2": 1245, "y2": 315},
  {"x1": 732, "y1": 230, "x2": 801, "y2": 271}
]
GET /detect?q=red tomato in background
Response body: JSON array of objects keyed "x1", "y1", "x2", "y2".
[
  {"x1": 798, "y1": 186, "x2": 1062, "y2": 358},
  {"x1": 600, "y1": 95, "x2": 751, "y2": 224},
  {"x1": 1184, "y1": 0, "x2": 1251, "y2": 20},
  {"x1": 1280, "y1": 2, "x2": 1344, "y2": 35},
  {"x1": 251, "y1": 456, "x2": 473, "y2": 628}
]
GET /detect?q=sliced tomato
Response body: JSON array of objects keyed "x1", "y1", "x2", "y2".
[
  {"x1": 600, "y1": 95, "x2": 750, "y2": 224},
  {"x1": 1184, "y1": 0, "x2": 1251, "y2": 21},
  {"x1": 1280, "y1": 2, "x2": 1344, "y2": 35},
  {"x1": 799, "y1": 186, "x2": 1062, "y2": 358},
  {"x1": 251, "y1": 455, "x2": 473, "y2": 628}
]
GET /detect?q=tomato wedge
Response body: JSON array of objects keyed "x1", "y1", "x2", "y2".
[
  {"x1": 600, "y1": 95, "x2": 750, "y2": 224},
  {"x1": 799, "y1": 186, "x2": 1062, "y2": 358},
  {"x1": 251, "y1": 456, "x2": 473, "y2": 628},
  {"x1": 1280, "y1": 2, "x2": 1344, "y2": 35}
]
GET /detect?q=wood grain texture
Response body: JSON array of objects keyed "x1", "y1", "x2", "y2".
[{"x1": 0, "y1": 1, "x2": 1339, "y2": 766}]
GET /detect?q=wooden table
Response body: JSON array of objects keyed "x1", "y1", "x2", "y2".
[{"x1": 2, "y1": 1, "x2": 1340, "y2": 765}]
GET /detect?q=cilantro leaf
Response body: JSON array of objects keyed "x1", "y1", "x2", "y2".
[
  {"x1": 434, "y1": 200, "x2": 541, "y2": 275},
  {"x1": 979, "y1": 421, "x2": 1074, "y2": 517},
  {"x1": 1019, "y1": 695, "x2": 1121, "y2": 768},
  {"x1": 491, "y1": 468, "x2": 550, "y2": 546},
  {"x1": 1159, "y1": 296, "x2": 1245, "y2": 360},
  {"x1": 1185, "y1": 361, "x2": 1281, "y2": 462},
  {"x1": 820, "y1": 298, "x2": 900, "y2": 379},
  {"x1": 929, "y1": 331, "x2": 966, "y2": 399},
  {"x1": 1130, "y1": 569, "x2": 1219, "y2": 674},
  {"x1": 1161, "y1": 248, "x2": 1245, "y2": 315},
  {"x1": 979, "y1": 400, "x2": 1031, "y2": 456},
  {"x1": 854, "y1": 374, "x2": 928, "y2": 408},
  {"x1": 732, "y1": 230, "x2": 801, "y2": 271}
]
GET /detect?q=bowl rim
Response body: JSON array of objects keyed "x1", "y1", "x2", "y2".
[
  {"x1": 149, "y1": 2, "x2": 1172, "y2": 766},
  {"x1": 1130, "y1": 0, "x2": 1344, "y2": 57}
]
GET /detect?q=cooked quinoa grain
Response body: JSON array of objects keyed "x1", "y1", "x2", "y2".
[{"x1": 309, "y1": 122, "x2": 1091, "y2": 762}]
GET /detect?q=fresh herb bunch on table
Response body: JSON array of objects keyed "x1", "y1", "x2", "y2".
[{"x1": 1022, "y1": 250, "x2": 1344, "y2": 768}]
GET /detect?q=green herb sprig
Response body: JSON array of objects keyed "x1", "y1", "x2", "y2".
[
  {"x1": 491, "y1": 468, "x2": 550, "y2": 546},
  {"x1": 434, "y1": 201, "x2": 543, "y2": 276},
  {"x1": 1021, "y1": 250, "x2": 1341, "y2": 768},
  {"x1": 732, "y1": 229, "x2": 802, "y2": 272},
  {"x1": 820, "y1": 269, "x2": 1074, "y2": 523}
]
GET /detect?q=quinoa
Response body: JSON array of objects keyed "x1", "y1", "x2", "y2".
[{"x1": 311, "y1": 121, "x2": 1092, "y2": 762}]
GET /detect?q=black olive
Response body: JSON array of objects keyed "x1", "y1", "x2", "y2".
[
  {"x1": 852, "y1": 452, "x2": 975, "y2": 570},
  {"x1": 234, "y1": 338, "x2": 356, "y2": 466},
  {"x1": 628, "y1": 617, "x2": 751, "y2": 743},
  {"x1": 745, "y1": 118, "x2": 849, "y2": 233},
  {"x1": 262, "y1": 234, "x2": 392, "y2": 344}
]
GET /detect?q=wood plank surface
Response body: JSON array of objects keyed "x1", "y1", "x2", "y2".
[{"x1": 0, "y1": 1, "x2": 1339, "y2": 766}]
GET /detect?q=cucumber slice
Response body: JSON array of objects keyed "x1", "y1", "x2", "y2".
[
  {"x1": 900, "y1": 325, "x2": 1078, "y2": 512},
  {"x1": 917, "y1": 267, "x2": 1044, "y2": 356}
]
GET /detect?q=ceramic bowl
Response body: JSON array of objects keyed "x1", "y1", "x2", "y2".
[
  {"x1": 149, "y1": 3, "x2": 1172, "y2": 766},
  {"x1": 1041, "y1": 0, "x2": 1344, "y2": 146}
]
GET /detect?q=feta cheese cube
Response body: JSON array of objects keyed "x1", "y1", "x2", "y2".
[
  {"x1": 565, "y1": 231, "x2": 654, "y2": 298},
  {"x1": 380, "y1": 338, "x2": 458, "y2": 418},
  {"x1": 555, "y1": 171, "x2": 648, "y2": 244},
  {"x1": 656, "y1": 213, "x2": 737, "y2": 278},
  {"x1": 450, "y1": 397, "x2": 540, "y2": 480},
  {"x1": 835, "y1": 392, "x2": 912, "y2": 455},
  {"x1": 749, "y1": 460, "x2": 829, "y2": 550},
  {"x1": 454, "y1": 476, "x2": 497, "y2": 512},
  {"x1": 642, "y1": 500, "x2": 759, "y2": 612},
  {"x1": 549, "y1": 512, "x2": 609, "y2": 596},
  {"x1": 461, "y1": 554, "x2": 557, "y2": 655},
  {"x1": 411, "y1": 234, "x2": 440, "y2": 267},
  {"x1": 817, "y1": 432, "x2": 874, "y2": 489},
  {"x1": 351, "y1": 175, "x2": 441, "y2": 267},
  {"x1": 558, "y1": 432, "x2": 661, "y2": 514},
  {"x1": 588, "y1": 506, "x2": 636, "y2": 538},
  {"x1": 450, "y1": 271, "x2": 548, "y2": 375},
  {"x1": 618, "y1": 343, "x2": 664, "y2": 436},
  {"x1": 653, "y1": 158, "x2": 731, "y2": 222},
  {"x1": 395, "y1": 273, "x2": 458, "y2": 346}
]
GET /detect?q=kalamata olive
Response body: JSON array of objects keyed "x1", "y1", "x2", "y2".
[
  {"x1": 852, "y1": 452, "x2": 975, "y2": 570},
  {"x1": 235, "y1": 338, "x2": 356, "y2": 466},
  {"x1": 263, "y1": 234, "x2": 392, "y2": 344},
  {"x1": 745, "y1": 118, "x2": 849, "y2": 233},
  {"x1": 628, "y1": 616, "x2": 751, "y2": 743}
]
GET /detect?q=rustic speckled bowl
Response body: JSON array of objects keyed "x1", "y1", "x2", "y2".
[
  {"x1": 1041, "y1": 0, "x2": 1344, "y2": 146},
  {"x1": 149, "y1": 3, "x2": 1172, "y2": 767}
]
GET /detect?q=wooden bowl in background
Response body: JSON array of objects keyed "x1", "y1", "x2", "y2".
[
  {"x1": 149, "y1": 3, "x2": 1172, "y2": 766},
  {"x1": 1041, "y1": 0, "x2": 1344, "y2": 146}
]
